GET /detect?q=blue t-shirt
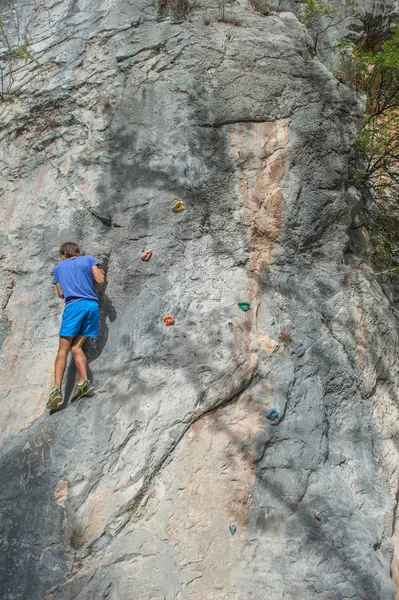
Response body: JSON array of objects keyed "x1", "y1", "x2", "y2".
[{"x1": 53, "y1": 255, "x2": 99, "y2": 306}]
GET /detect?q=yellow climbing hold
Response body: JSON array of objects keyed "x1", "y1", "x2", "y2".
[{"x1": 172, "y1": 201, "x2": 185, "y2": 213}]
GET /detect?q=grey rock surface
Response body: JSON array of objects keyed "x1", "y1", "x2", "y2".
[{"x1": 0, "y1": 1, "x2": 399, "y2": 599}]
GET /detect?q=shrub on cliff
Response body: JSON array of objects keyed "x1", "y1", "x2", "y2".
[
  {"x1": 336, "y1": 25, "x2": 399, "y2": 280},
  {"x1": 249, "y1": 0, "x2": 271, "y2": 16},
  {"x1": 0, "y1": 2, "x2": 39, "y2": 101},
  {"x1": 297, "y1": 0, "x2": 357, "y2": 52},
  {"x1": 157, "y1": 0, "x2": 191, "y2": 22}
]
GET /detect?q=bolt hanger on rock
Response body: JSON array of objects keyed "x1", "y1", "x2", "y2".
[
  {"x1": 238, "y1": 302, "x2": 250, "y2": 311},
  {"x1": 229, "y1": 523, "x2": 237, "y2": 536},
  {"x1": 172, "y1": 201, "x2": 185, "y2": 213},
  {"x1": 140, "y1": 250, "x2": 152, "y2": 261},
  {"x1": 163, "y1": 315, "x2": 175, "y2": 325}
]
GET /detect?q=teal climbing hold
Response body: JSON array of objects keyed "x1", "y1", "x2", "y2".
[
  {"x1": 229, "y1": 524, "x2": 237, "y2": 536},
  {"x1": 238, "y1": 302, "x2": 250, "y2": 312}
]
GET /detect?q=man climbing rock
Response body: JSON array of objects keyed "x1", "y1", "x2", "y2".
[{"x1": 47, "y1": 242, "x2": 105, "y2": 411}]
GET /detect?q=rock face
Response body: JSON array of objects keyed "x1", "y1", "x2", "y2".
[{"x1": 1, "y1": 1, "x2": 399, "y2": 599}]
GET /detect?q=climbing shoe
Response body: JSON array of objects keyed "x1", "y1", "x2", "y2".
[
  {"x1": 71, "y1": 380, "x2": 95, "y2": 403},
  {"x1": 47, "y1": 388, "x2": 64, "y2": 410}
]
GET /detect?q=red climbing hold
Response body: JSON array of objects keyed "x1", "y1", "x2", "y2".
[
  {"x1": 163, "y1": 316, "x2": 175, "y2": 326},
  {"x1": 141, "y1": 250, "x2": 152, "y2": 261}
]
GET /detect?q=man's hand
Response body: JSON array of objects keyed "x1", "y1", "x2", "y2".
[
  {"x1": 55, "y1": 282, "x2": 64, "y2": 299},
  {"x1": 92, "y1": 265, "x2": 105, "y2": 285}
]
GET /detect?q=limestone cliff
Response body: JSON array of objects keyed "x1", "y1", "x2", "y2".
[{"x1": 1, "y1": 1, "x2": 399, "y2": 599}]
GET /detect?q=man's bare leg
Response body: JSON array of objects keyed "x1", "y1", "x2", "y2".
[
  {"x1": 54, "y1": 336, "x2": 72, "y2": 388},
  {"x1": 70, "y1": 335, "x2": 94, "y2": 402},
  {"x1": 70, "y1": 335, "x2": 88, "y2": 383}
]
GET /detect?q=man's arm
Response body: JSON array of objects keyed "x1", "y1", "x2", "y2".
[
  {"x1": 55, "y1": 282, "x2": 64, "y2": 299},
  {"x1": 92, "y1": 265, "x2": 105, "y2": 285}
]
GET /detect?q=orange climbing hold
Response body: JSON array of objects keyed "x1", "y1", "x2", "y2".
[
  {"x1": 172, "y1": 201, "x2": 185, "y2": 213},
  {"x1": 140, "y1": 250, "x2": 152, "y2": 261},
  {"x1": 163, "y1": 316, "x2": 175, "y2": 326}
]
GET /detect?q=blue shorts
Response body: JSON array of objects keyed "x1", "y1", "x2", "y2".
[{"x1": 60, "y1": 299, "x2": 100, "y2": 338}]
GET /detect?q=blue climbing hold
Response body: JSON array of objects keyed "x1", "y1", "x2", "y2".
[
  {"x1": 238, "y1": 302, "x2": 250, "y2": 312},
  {"x1": 266, "y1": 408, "x2": 279, "y2": 421},
  {"x1": 229, "y1": 523, "x2": 237, "y2": 536}
]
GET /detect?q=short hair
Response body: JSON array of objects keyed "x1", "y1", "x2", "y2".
[{"x1": 60, "y1": 242, "x2": 80, "y2": 258}]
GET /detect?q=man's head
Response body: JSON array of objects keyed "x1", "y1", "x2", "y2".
[{"x1": 60, "y1": 242, "x2": 80, "y2": 260}]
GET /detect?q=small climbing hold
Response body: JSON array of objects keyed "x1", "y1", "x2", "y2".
[
  {"x1": 172, "y1": 201, "x2": 185, "y2": 213},
  {"x1": 207, "y1": 67, "x2": 216, "y2": 74},
  {"x1": 270, "y1": 318, "x2": 275, "y2": 325},
  {"x1": 315, "y1": 512, "x2": 321, "y2": 521},
  {"x1": 197, "y1": 364, "x2": 212, "y2": 373},
  {"x1": 140, "y1": 249, "x2": 152, "y2": 261},
  {"x1": 163, "y1": 316, "x2": 175, "y2": 326},
  {"x1": 238, "y1": 302, "x2": 250, "y2": 312},
  {"x1": 265, "y1": 408, "x2": 279, "y2": 421},
  {"x1": 229, "y1": 524, "x2": 236, "y2": 536}
]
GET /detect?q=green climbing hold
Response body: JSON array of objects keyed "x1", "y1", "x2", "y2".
[
  {"x1": 238, "y1": 302, "x2": 250, "y2": 312},
  {"x1": 229, "y1": 523, "x2": 237, "y2": 536}
]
